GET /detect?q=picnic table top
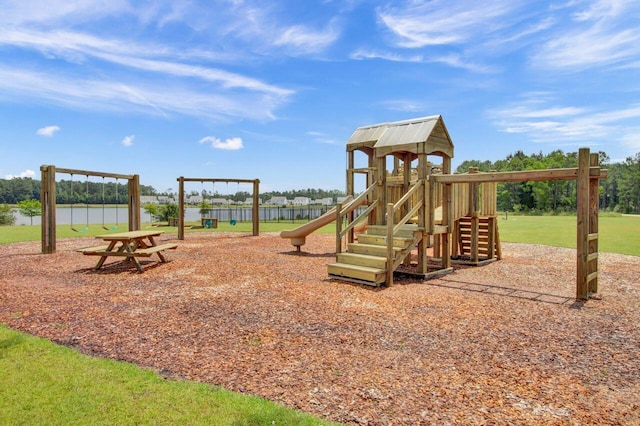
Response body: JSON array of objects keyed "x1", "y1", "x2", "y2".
[{"x1": 96, "y1": 230, "x2": 164, "y2": 241}]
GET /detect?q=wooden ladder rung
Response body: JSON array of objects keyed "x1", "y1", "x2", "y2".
[
  {"x1": 586, "y1": 271, "x2": 598, "y2": 283},
  {"x1": 587, "y1": 233, "x2": 598, "y2": 241},
  {"x1": 587, "y1": 253, "x2": 598, "y2": 262}
]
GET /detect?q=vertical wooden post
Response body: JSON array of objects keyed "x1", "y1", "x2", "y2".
[
  {"x1": 128, "y1": 174, "x2": 141, "y2": 231},
  {"x1": 386, "y1": 202, "x2": 394, "y2": 286},
  {"x1": 576, "y1": 148, "x2": 590, "y2": 300},
  {"x1": 252, "y1": 179, "x2": 260, "y2": 236},
  {"x1": 376, "y1": 156, "x2": 387, "y2": 225},
  {"x1": 441, "y1": 157, "x2": 452, "y2": 270},
  {"x1": 487, "y1": 217, "x2": 495, "y2": 260},
  {"x1": 177, "y1": 177, "x2": 185, "y2": 240},
  {"x1": 588, "y1": 153, "x2": 599, "y2": 295},
  {"x1": 40, "y1": 165, "x2": 57, "y2": 254},
  {"x1": 335, "y1": 202, "x2": 343, "y2": 255},
  {"x1": 346, "y1": 151, "x2": 355, "y2": 244},
  {"x1": 469, "y1": 168, "x2": 479, "y2": 263},
  {"x1": 417, "y1": 154, "x2": 428, "y2": 274}
]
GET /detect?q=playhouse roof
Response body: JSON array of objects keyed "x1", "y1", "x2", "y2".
[{"x1": 346, "y1": 115, "x2": 454, "y2": 159}]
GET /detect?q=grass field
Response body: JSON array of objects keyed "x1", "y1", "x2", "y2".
[
  {"x1": 497, "y1": 214, "x2": 640, "y2": 256},
  {"x1": 0, "y1": 326, "x2": 334, "y2": 426}
]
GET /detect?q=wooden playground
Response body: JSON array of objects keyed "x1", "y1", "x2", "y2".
[
  {"x1": 42, "y1": 115, "x2": 606, "y2": 299},
  {"x1": 280, "y1": 115, "x2": 606, "y2": 299}
]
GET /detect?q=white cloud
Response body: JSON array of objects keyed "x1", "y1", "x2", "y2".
[
  {"x1": 121, "y1": 135, "x2": 135, "y2": 147},
  {"x1": 380, "y1": 99, "x2": 428, "y2": 113},
  {"x1": 273, "y1": 20, "x2": 341, "y2": 55},
  {"x1": 0, "y1": 28, "x2": 292, "y2": 97},
  {"x1": 0, "y1": 66, "x2": 287, "y2": 121},
  {"x1": 36, "y1": 125, "x2": 60, "y2": 136},
  {"x1": 199, "y1": 136, "x2": 244, "y2": 150},
  {"x1": 4, "y1": 169, "x2": 36, "y2": 179},
  {"x1": 490, "y1": 98, "x2": 640, "y2": 150},
  {"x1": 377, "y1": 0, "x2": 519, "y2": 48},
  {"x1": 306, "y1": 131, "x2": 336, "y2": 144},
  {"x1": 222, "y1": 4, "x2": 342, "y2": 56},
  {"x1": 532, "y1": 0, "x2": 640, "y2": 70}
]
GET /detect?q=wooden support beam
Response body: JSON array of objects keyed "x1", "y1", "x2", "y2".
[
  {"x1": 433, "y1": 167, "x2": 607, "y2": 184},
  {"x1": 576, "y1": 148, "x2": 590, "y2": 300},
  {"x1": 178, "y1": 177, "x2": 185, "y2": 240},
  {"x1": 40, "y1": 165, "x2": 57, "y2": 254},
  {"x1": 128, "y1": 174, "x2": 141, "y2": 231},
  {"x1": 588, "y1": 152, "x2": 600, "y2": 295}
]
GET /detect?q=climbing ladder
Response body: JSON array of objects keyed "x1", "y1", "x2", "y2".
[
  {"x1": 327, "y1": 224, "x2": 423, "y2": 286},
  {"x1": 453, "y1": 216, "x2": 501, "y2": 264}
]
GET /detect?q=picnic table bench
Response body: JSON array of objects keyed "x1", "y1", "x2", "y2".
[{"x1": 77, "y1": 230, "x2": 177, "y2": 272}]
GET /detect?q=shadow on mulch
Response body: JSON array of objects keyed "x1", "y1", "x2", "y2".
[
  {"x1": 429, "y1": 277, "x2": 575, "y2": 305},
  {"x1": 73, "y1": 260, "x2": 170, "y2": 275},
  {"x1": 279, "y1": 250, "x2": 335, "y2": 258}
]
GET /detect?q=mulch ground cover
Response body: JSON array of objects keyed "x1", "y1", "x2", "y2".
[{"x1": 1, "y1": 232, "x2": 639, "y2": 425}]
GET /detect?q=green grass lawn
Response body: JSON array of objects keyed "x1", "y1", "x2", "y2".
[
  {"x1": 497, "y1": 214, "x2": 640, "y2": 256},
  {"x1": 0, "y1": 325, "x2": 335, "y2": 425}
]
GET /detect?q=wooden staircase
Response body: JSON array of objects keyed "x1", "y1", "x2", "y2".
[
  {"x1": 454, "y1": 216, "x2": 500, "y2": 264},
  {"x1": 327, "y1": 224, "x2": 423, "y2": 286}
]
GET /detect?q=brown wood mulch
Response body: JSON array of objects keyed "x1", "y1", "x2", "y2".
[{"x1": 1, "y1": 232, "x2": 639, "y2": 425}]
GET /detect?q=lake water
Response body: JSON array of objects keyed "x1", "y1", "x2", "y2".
[{"x1": 12, "y1": 206, "x2": 337, "y2": 226}]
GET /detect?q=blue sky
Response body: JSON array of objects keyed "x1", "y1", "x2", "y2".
[{"x1": 1, "y1": 0, "x2": 639, "y2": 194}]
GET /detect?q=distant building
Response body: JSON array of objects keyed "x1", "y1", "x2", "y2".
[
  {"x1": 292, "y1": 197, "x2": 310, "y2": 206},
  {"x1": 267, "y1": 196, "x2": 288, "y2": 206},
  {"x1": 157, "y1": 196, "x2": 175, "y2": 204},
  {"x1": 243, "y1": 197, "x2": 262, "y2": 205},
  {"x1": 314, "y1": 197, "x2": 334, "y2": 206},
  {"x1": 188, "y1": 195, "x2": 203, "y2": 205},
  {"x1": 140, "y1": 196, "x2": 159, "y2": 205}
]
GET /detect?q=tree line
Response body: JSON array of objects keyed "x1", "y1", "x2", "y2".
[
  {"x1": 0, "y1": 178, "x2": 346, "y2": 205},
  {"x1": 456, "y1": 150, "x2": 640, "y2": 214}
]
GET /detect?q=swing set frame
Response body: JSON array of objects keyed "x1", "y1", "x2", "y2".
[
  {"x1": 40, "y1": 165, "x2": 141, "y2": 254},
  {"x1": 176, "y1": 176, "x2": 260, "y2": 240}
]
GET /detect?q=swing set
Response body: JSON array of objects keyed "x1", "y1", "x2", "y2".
[
  {"x1": 40, "y1": 165, "x2": 141, "y2": 254},
  {"x1": 176, "y1": 176, "x2": 260, "y2": 240}
]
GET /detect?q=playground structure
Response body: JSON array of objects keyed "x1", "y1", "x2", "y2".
[
  {"x1": 176, "y1": 177, "x2": 260, "y2": 240},
  {"x1": 40, "y1": 165, "x2": 141, "y2": 254},
  {"x1": 281, "y1": 115, "x2": 606, "y2": 299}
]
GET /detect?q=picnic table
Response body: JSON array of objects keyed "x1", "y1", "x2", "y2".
[{"x1": 77, "y1": 230, "x2": 177, "y2": 272}]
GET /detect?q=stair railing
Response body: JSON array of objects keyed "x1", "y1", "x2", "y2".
[
  {"x1": 335, "y1": 182, "x2": 378, "y2": 254},
  {"x1": 385, "y1": 179, "x2": 425, "y2": 285}
]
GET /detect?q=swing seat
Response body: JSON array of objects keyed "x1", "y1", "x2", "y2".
[
  {"x1": 230, "y1": 219, "x2": 237, "y2": 226},
  {"x1": 72, "y1": 227, "x2": 89, "y2": 233}
]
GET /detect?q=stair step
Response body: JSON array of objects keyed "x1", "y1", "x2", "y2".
[
  {"x1": 327, "y1": 262, "x2": 386, "y2": 285},
  {"x1": 364, "y1": 224, "x2": 421, "y2": 239},
  {"x1": 337, "y1": 252, "x2": 387, "y2": 268},
  {"x1": 357, "y1": 234, "x2": 414, "y2": 247},
  {"x1": 347, "y1": 243, "x2": 404, "y2": 257}
]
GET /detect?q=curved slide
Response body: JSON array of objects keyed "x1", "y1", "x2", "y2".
[{"x1": 280, "y1": 195, "x2": 364, "y2": 250}]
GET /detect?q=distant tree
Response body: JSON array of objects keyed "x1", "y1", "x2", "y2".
[
  {"x1": 143, "y1": 203, "x2": 160, "y2": 222},
  {"x1": 158, "y1": 203, "x2": 179, "y2": 221},
  {"x1": 0, "y1": 204, "x2": 16, "y2": 226},
  {"x1": 198, "y1": 200, "x2": 211, "y2": 217},
  {"x1": 16, "y1": 199, "x2": 41, "y2": 225}
]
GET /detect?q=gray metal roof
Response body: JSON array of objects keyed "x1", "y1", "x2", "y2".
[{"x1": 346, "y1": 115, "x2": 454, "y2": 158}]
